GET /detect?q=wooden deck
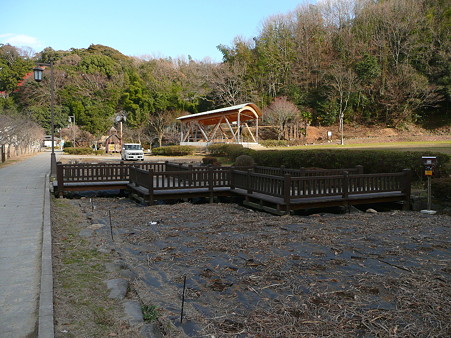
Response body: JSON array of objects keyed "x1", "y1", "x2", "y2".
[{"x1": 55, "y1": 162, "x2": 411, "y2": 215}]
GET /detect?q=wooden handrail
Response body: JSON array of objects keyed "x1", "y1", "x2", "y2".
[{"x1": 56, "y1": 162, "x2": 166, "y2": 183}]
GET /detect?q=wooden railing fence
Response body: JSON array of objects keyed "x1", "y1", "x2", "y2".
[
  {"x1": 129, "y1": 166, "x2": 231, "y2": 191},
  {"x1": 56, "y1": 161, "x2": 411, "y2": 213},
  {"x1": 57, "y1": 161, "x2": 165, "y2": 183},
  {"x1": 252, "y1": 165, "x2": 364, "y2": 177},
  {"x1": 227, "y1": 169, "x2": 411, "y2": 206}
]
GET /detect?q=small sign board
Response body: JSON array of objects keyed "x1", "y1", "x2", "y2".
[
  {"x1": 422, "y1": 156, "x2": 437, "y2": 176},
  {"x1": 422, "y1": 156, "x2": 437, "y2": 166}
]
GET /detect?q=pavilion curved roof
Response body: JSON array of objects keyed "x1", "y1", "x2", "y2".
[{"x1": 177, "y1": 103, "x2": 262, "y2": 126}]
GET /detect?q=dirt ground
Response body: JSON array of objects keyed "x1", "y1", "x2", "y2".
[
  {"x1": 63, "y1": 196, "x2": 451, "y2": 337},
  {"x1": 295, "y1": 124, "x2": 450, "y2": 144}
]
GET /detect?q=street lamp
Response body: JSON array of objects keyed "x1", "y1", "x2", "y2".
[{"x1": 33, "y1": 61, "x2": 56, "y2": 177}]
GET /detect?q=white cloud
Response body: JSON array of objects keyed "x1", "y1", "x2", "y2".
[{"x1": 0, "y1": 33, "x2": 42, "y2": 49}]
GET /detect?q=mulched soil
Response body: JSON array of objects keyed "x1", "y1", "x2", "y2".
[{"x1": 73, "y1": 197, "x2": 450, "y2": 337}]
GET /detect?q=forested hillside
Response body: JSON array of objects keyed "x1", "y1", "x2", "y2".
[{"x1": 0, "y1": 0, "x2": 449, "y2": 146}]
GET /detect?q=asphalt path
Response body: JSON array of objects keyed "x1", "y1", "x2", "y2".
[{"x1": 0, "y1": 152, "x2": 53, "y2": 337}]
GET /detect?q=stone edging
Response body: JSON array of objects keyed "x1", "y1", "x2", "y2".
[{"x1": 38, "y1": 174, "x2": 54, "y2": 337}]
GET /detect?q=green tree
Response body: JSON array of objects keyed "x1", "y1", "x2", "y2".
[{"x1": 0, "y1": 45, "x2": 33, "y2": 92}]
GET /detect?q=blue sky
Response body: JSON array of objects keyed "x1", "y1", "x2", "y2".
[{"x1": 1, "y1": 0, "x2": 315, "y2": 62}]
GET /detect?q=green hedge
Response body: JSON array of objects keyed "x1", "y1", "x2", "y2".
[
  {"x1": 431, "y1": 177, "x2": 451, "y2": 200},
  {"x1": 152, "y1": 145, "x2": 196, "y2": 156},
  {"x1": 259, "y1": 139, "x2": 302, "y2": 147},
  {"x1": 63, "y1": 141, "x2": 74, "y2": 148},
  {"x1": 202, "y1": 156, "x2": 221, "y2": 166},
  {"x1": 63, "y1": 147, "x2": 99, "y2": 155},
  {"x1": 250, "y1": 149, "x2": 449, "y2": 182},
  {"x1": 207, "y1": 144, "x2": 255, "y2": 160},
  {"x1": 260, "y1": 140, "x2": 289, "y2": 147},
  {"x1": 206, "y1": 146, "x2": 449, "y2": 181}
]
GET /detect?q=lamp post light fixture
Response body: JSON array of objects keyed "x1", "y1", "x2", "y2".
[
  {"x1": 115, "y1": 113, "x2": 127, "y2": 149},
  {"x1": 33, "y1": 61, "x2": 56, "y2": 177}
]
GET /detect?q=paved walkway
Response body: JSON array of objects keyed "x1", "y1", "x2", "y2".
[{"x1": 0, "y1": 152, "x2": 53, "y2": 338}]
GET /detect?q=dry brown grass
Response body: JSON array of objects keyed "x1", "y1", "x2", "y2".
[
  {"x1": 51, "y1": 198, "x2": 141, "y2": 337},
  {"x1": 70, "y1": 198, "x2": 450, "y2": 337}
]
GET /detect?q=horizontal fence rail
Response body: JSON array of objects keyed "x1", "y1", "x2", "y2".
[
  {"x1": 129, "y1": 167, "x2": 232, "y2": 191},
  {"x1": 348, "y1": 172, "x2": 404, "y2": 194},
  {"x1": 232, "y1": 170, "x2": 285, "y2": 197},
  {"x1": 289, "y1": 175, "x2": 345, "y2": 198},
  {"x1": 253, "y1": 165, "x2": 364, "y2": 177},
  {"x1": 57, "y1": 162, "x2": 166, "y2": 182}
]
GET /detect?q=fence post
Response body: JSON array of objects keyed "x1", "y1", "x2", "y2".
[
  {"x1": 281, "y1": 165, "x2": 286, "y2": 176},
  {"x1": 188, "y1": 164, "x2": 193, "y2": 186},
  {"x1": 284, "y1": 173, "x2": 291, "y2": 206},
  {"x1": 299, "y1": 167, "x2": 305, "y2": 176},
  {"x1": 133, "y1": 166, "x2": 140, "y2": 188},
  {"x1": 247, "y1": 169, "x2": 253, "y2": 194},
  {"x1": 56, "y1": 162, "x2": 64, "y2": 198},
  {"x1": 342, "y1": 171, "x2": 349, "y2": 200},
  {"x1": 401, "y1": 169, "x2": 412, "y2": 210},
  {"x1": 356, "y1": 165, "x2": 364, "y2": 174},
  {"x1": 129, "y1": 167, "x2": 134, "y2": 185},
  {"x1": 148, "y1": 169, "x2": 154, "y2": 205},
  {"x1": 208, "y1": 166, "x2": 214, "y2": 203},
  {"x1": 120, "y1": 161, "x2": 126, "y2": 180},
  {"x1": 230, "y1": 166, "x2": 235, "y2": 190}
]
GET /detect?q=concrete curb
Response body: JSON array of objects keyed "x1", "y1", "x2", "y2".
[{"x1": 38, "y1": 174, "x2": 54, "y2": 337}]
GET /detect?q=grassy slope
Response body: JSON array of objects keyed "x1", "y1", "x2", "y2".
[
  {"x1": 52, "y1": 198, "x2": 139, "y2": 337},
  {"x1": 270, "y1": 140, "x2": 451, "y2": 156}
]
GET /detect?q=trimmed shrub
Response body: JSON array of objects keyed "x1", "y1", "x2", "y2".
[
  {"x1": 207, "y1": 144, "x2": 254, "y2": 160},
  {"x1": 63, "y1": 147, "x2": 94, "y2": 155},
  {"x1": 63, "y1": 141, "x2": 73, "y2": 148},
  {"x1": 431, "y1": 177, "x2": 451, "y2": 200},
  {"x1": 260, "y1": 140, "x2": 289, "y2": 147},
  {"x1": 259, "y1": 139, "x2": 303, "y2": 147},
  {"x1": 152, "y1": 145, "x2": 196, "y2": 156},
  {"x1": 234, "y1": 154, "x2": 255, "y2": 167},
  {"x1": 208, "y1": 144, "x2": 242, "y2": 156},
  {"x1": 202, "y1": 156, "x2": 220, "y2": 166}
]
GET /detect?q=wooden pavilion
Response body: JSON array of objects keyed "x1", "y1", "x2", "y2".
[{"x1": 177, "y1": 103, "x2": 262, "y2": 147}]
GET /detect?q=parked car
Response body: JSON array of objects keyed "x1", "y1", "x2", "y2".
[{"x1": 121, "y1": 143, "x2": 144, "y2": 161}]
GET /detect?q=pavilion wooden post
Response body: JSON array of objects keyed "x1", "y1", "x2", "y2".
[{"x1": 237, "y1": 111, "x2": 241, "y2": 143}]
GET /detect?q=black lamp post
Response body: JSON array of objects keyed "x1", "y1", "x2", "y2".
[{"x1": 33, "y1": 62, "x2": 56, "y2": 177}]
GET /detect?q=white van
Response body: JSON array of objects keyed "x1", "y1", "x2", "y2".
[{"x1": 121, "y1": 143, "x2": 144, "y2": 161}]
